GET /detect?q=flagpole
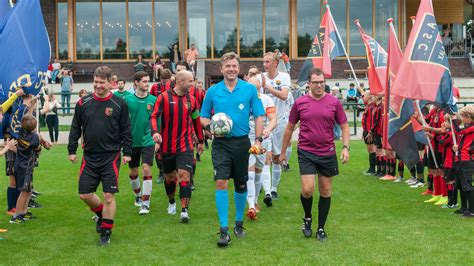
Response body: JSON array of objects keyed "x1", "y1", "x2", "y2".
[
  {"x1": 326, "y1": 4, "x2": 362, "y2": 93},
  {"x1": 449, "y1": 116, "x2": 458, "y2": 156},
  {"x1": 415, "y1": 100, "x2": 439, "y2": 168}
]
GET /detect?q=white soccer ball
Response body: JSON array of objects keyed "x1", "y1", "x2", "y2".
[{"x1": 210, "y1": 112, "x2": 233, "y2": 137}]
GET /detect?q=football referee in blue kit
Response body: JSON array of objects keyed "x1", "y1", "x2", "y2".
[{"x1": 201, "y1": 52, "x2": 265, "y2": 247}]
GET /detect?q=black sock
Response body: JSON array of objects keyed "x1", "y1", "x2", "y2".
[
  {"x1": 7, "y1": 187, "x2": 15, "y2": 210},
  {"x1": 179, "y1": 181, "x2": 192, "y2": 211},
  {"x1": 381, "y1": 157, "x2": 387, "y2": 175},
  {"x1": 318, "y1": 196, "x2": 331, "y2": 230},
  {"x1": 468, "y1": 190, "x2": 474, "y2": 213},
  {"x1": 300, "y1": 194, "x2": 313, "y2": 219},
  {"x1": 460, "y1": 190, "x2": 468, "y2": 211},
  {"x1": 416, "y1": 160, "x2": 424, "y2": 177},
  {"x1": 376, "y1": 156, "x2": 381, "y2": 174},
  {"x1": 13, "y1": 189, "x2": 20, "y2": 208},
  {"x1": 447, "y1": 184, "x2": 455, "y2": 205},
  {"x1": 398, "y1": 162, "x2": 404, "y2": 177},
  {"x1": 164, "y1": 179, "x2": 177, "y2": 203},
  {"x1": 410, "y1": 167, "x2": 416, "y2": 177},
  {"x1": 369, "y1": 153, "x2": 376, "y2": 172},
  {"x1": 101, "y1": 218, "x2": 114, "y2": 230},
  {"x1": 427, "y1": 174, "x2": 434, "y2": 191},
  {"x1": 452, "y1": 187, "x2": 458, "y2": 205}
]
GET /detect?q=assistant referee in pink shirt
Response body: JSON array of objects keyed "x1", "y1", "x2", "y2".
[{"x1": 279, "y1": 68, "x2": 350, "y2": 242}]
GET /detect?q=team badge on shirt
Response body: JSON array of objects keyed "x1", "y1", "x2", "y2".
[
  {"x1": 105, "y1": 107, "x2": 113, "y2": 116},
  {"x1": 276, "y1": 80, "x2": 281, "y2": 85},
  {"x1": 147, "y1": 104, "x2": 153, "y2": 111},
  {"x1": 239, "y1": 104, "x2": 244, "y2": 110}
]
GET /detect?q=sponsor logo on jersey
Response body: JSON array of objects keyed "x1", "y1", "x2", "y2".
[{"x1": 105, "y1": 107, "x2": 113, "y2": 116}]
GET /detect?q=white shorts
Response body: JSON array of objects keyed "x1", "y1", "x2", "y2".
[
  {"x1": 270, "y1": 123, "x2": 287, "y2": 155},
  {"x1": 249, "y1": 138, "x2": 270, "y2": 169}
]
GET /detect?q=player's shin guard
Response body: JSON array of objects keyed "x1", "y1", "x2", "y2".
[
  {"x1": 271, "y1": 163, "x2": 281, "y2": 192},
  {"x1": 215, "y1": 190, "x2": 229, "y2": 228},
  {"x1": 234, "y1": 183, "x2": 248, "y2": 223},
  {"x1": 247, "y1": 171, "x2": 256, "y2": 209},
  {"x1": 142, "y1": 176, "x2": 153, "y2": 207},
  {"x1": 129, "y1": 175, "x2": 141, "y2": 197},
  {"x1": 101, "y1": 218, "x2": 114, "y2": 230},
  {"x1": 164, "y1": 178, "x2": 177, "y2": 204},
  {"x1": 179, "y1": 181, "x2": 191, "y2": 212},
  {"x1": 318, "y1": 196, "x2": 331, "y2": 230},
  {"x1": 254, "y1": 172, "x2": 262, "y2": 203},
  {"x1": 262, "y1": 165, "x2": 271, "y2": 195}
]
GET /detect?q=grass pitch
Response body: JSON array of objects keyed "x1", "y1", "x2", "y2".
[{"x1": 0, "y1": 141, "x2": 473, "y2": 264}]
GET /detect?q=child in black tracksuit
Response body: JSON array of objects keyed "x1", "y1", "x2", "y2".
[{"x1": 9, "y1": 115, "x2": 40, "y2": 224}]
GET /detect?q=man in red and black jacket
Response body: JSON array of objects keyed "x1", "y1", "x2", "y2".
[
  {"x1": 150, "y1": 69, "x2": 174, "y2": 97},
  {"x1": 150, "y1": 70, "x2": 204, "y2": 223},
  {"x1": 452, "y1": 106, "x2": 474, "y2": 217},
  {"x1": 361, "y1": 92, "x2": 376, "y2": 175},
  {"x1": 68, "y1": 66, "x2": 132, "y2": 246}
]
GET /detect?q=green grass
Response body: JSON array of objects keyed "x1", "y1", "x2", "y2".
[
  {"x1": 0, "y1": 141, "x2": 473, "y2": 264},
  {"x1": 39, "y1": 125, "x2": 71, "y2": 132}
]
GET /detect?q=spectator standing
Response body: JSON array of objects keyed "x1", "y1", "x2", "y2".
[
  {"x1": 45, "y1": 94, "x2": 61, "y2": 144},
  {"x1": 59, "y1": 70, "x2": 73, "y2": 115}
]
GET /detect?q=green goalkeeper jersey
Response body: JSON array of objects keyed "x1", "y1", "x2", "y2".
[
  {"x1": 114, "y1": 90, "x2": 133, "y2": 99},
  {"x1": 124, "y1": 93, "x2": 157, "y2": 147}
]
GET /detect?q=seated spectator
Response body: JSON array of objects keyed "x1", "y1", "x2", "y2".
[
  {"x1": 51, "y1": 57, "x2": 61, "y2": 83},
  {"x1": 150, "y1": 54, "x2": 165, "y2": 82},
  {"x1": 134, "y1": 54, "x2": 147, "y2": 73},
  {"x1": 346, "y1": 83, "x2": 358, "y2": 106},
  {"x1": 357, "y1": 82, "x2": 366, "y2": 98}
]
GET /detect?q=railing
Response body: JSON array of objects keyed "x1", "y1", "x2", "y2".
[{"x1": 445, "y1": 37, "x2": 473, "y2": 58}]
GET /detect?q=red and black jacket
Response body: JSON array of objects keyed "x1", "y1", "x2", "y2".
[
  {"x1": 454, "y1": 123, "x2": 474, "y2": 162},
  {"x1": 439, "y1": 130, "x2": 454, "y2": 168},
  {"x1": 362, "y1": 102, "x2": 374, "y2": 132},
  {"x1": 371, "y1": 102, "x2": 383, "y2": 136}
]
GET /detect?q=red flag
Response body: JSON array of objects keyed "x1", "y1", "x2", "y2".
[
  {"x1": 354, "y1": 20, "x2": 387, "y2": 95},
  {"x1": 391, "y1": 0, "x2": 453, "y2": 108}
]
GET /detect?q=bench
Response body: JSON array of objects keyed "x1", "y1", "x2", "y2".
[
  {"x1": 73, "y1": 70, "x2": 95, "y2": 82},
  {"x1": 344, "y1": 69, "x2": 368, "y2": 80}
]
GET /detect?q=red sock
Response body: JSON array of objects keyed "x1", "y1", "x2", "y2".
[
  {"x1": 433, "y1": 175, "x2": 441, "y2": 196},
  {"x1": 440, "y1": 177, "x2": 447, "y2": 197}
]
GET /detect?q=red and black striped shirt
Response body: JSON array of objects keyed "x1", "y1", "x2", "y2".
[
  {"x1": 454, "y1": 124, "x2": 474, "y2": 162},
  {"x1": 362, "y1": 102, "x2": 374, "y2": 132},
  {"x1": 371, "y1": 102, "x2": 383, "y2": 135},
  {"x1": 150, "y1": 88, "x2": 203, "y2": 154},
  {"x1": 188, "y1": 86, "x2": 205, "y2": 109},
  {"x1": 150, "y1": 80, "x2": 174, "y2": 97}
]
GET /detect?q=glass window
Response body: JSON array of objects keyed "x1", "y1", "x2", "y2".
[
  {"x1": 265, "y1": 0, "x2": 289, "y2": 54},
  {"x1": 375, "y1": 0, "x2": 398, "y2": 48},
  {"x1": 128, "y1": 0, "x2": 153, "y2": 59},
  {"x1": 76, "y1": 0, "x2": 100, "y2": 60},
  {"x1": 57, "y1": 1, "x2": 68, "y2": 60},
  {"x1": 155, "y1": 0, "x2": 179, "y2": 59},
  {"x1": 187, "y1": 0, "x2": 211, "y2": 58},
  {"x1": 350, "y1": 0, "x2": 372, "y2": 56},
  {"x1": 297, "y1": 0, "x2": 320, "y2": 57},
  {"x1": 239, "y1": 0, "x2": 263, "y2": 57},
  {"x1": 329, "y1": 0, "x2": 347, "y2": 53},
  {"x1": 101, "y1": 0, "x2": 126, "y2": 59},
  {"x1": 213, "y1": 0, "x2": 237, "y2": 58}
]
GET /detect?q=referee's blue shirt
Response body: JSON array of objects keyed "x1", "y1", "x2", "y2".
[{"x1": 201, "y1": 79, "x2": 265, "y2": 138}]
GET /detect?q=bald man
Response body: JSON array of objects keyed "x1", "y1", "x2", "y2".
[{"x1": 150, "y1": 70, "x2": 204, "y2": 223}]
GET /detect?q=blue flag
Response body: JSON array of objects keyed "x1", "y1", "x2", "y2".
[
  {"x1": 0, "y1": 0, "x2": 12, "y2": 22},
  {"x1": 0, "y1": 0, "x2": 50, "y2": 102}
]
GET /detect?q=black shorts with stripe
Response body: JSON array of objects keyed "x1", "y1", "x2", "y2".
[
  {"x1": 162, "y1": 151, "x2": 194, "y2": 174},
  {"x1": 78, "y1": 152, "x2": 121, "y2": 194},
  {"x1": 129, "y1": 146, "x2": 154, "y2": 168},
  {"x1": 211, "y1": 136, "x2": 251, "y2": 182}
]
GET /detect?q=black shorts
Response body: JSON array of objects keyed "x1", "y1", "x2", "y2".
[
  {"x1": 427, "y1": 151, "x2": 443, "y2": 169},
  {"x1": 129, "y1": 146, "x2": 154, "y2": 168},
  {"x1": 79, "y1": 152, "x2": 121, "y2": 194},
  {"x1": 456, "y1": 161, "x2": 474, "y2": 192},
  {"x1": 297, "y1": 149, "x2": 339, "y2": 177},
  {"x1": 211, "y1": 136, "x2": 251, "y2": 182},
  {"x1": 5, "y1": 150, "x2": 15, "y2": 176},
  {"x1": 374, "y1": 134, "x2": 382, "y2": 149},
  {"x1": 14, "y1": 167, "x2": 33, "y2": 192},
  {"x1": 443, "y1": 167, "x2": 456, "y2": 182},
  {"x1": 162, "y1": 152, "x2": 194, "y2": 174},
  {"x1": 362, "y1": 131, "x2": 374, "y2": 145}
]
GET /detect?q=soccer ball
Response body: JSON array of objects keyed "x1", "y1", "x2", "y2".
[{"x1": 210, "y1": 113, "x2": 233, "y2": 137}]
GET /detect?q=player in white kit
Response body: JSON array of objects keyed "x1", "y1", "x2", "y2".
[
  {"x1": 246, "y1": 74, "x2": 277, "y2": 220},
  {"x1": 258, "y1": 52, "x2": 292, "y2": 205}
]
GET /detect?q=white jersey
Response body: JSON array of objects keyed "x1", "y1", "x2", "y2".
[
  {"x1": 258, "y1": 72, "x2": 292, "y2": 122},
  {"x1": 249, "y1": 93, "x2": 275, "y2": 139}
]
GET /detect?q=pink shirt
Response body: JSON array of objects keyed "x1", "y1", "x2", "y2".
[{"x1": 289, "y1": 93, "x2": 347, "y2": 156}]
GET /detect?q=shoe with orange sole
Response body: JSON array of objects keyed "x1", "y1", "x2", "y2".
[
  {"x1": 247, "y1": 208, "x2": 257, "y2": 220},
  {"x1": 6, "y1": 208, "x2": 16, "y2": 216},
  {"x1": 421, "y1": 189, "x2": 433, "y2": 196}
]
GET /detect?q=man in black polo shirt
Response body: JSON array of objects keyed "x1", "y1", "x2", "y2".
[{"x1": 68, "y1": 66, "x2": 132, "y2": 246}]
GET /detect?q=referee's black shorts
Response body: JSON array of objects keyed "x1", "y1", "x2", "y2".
[
  {"x1": 297, "y1": 148, "x2": 339, "y2": 177},
  {"x1": 211, "y1": 136, "x2": 251, "y2": 182},
  {"x1": 79, "y1": 152, "x2": 121, "y2": 194}
]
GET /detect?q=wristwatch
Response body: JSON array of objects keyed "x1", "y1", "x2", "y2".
[
  {"x1": 255, "y1": 136, "x2": 263, "y2": 143},
  {"x1": 342, "y1": 145, "x2": 350, "y2": 151}
]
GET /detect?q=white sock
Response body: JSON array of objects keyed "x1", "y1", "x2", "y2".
[
  {"x1": 246, "y1": 171, "x2": 256, "y2": 209},
  {"x1": 286, "y1": 145, "x2": 292, "y2": 162},
  {"x1": 142, "y1": 177, "x2": 153, "y2": 207},
  {"x1": 254, "y1": 172, "x2": 262, "y2": 203},
  {"x1": 262, "y1": 164, "x2": 271, "y2": 195},
  {"x1": 130, "y1": 175, "x2": 141, "y2": 197},
  {"x1": 271, "y1": 163, "x2": 282, "y2": 192}
]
